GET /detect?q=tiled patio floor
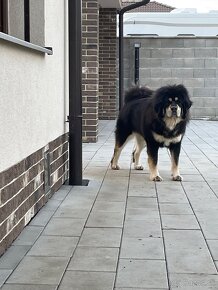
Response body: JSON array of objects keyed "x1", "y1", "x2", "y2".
[{"x1": 0, "y1": 120, "x2": 218, "y2": 290}]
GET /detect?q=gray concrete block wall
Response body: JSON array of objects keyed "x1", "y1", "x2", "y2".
[{"x1": 123, "y1": 37, "x2": 218, "y2": 118}]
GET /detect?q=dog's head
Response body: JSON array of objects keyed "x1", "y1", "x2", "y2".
[{"x1": 154, "y1": 84, "x2": 193, "y2": 120}]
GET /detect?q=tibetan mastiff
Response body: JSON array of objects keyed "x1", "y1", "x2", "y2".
[{"x1": 111, "y1": 84, "x2": 192, "y2": 181}]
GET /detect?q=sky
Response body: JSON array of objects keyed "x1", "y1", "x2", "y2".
[{"x1": 159, "y1": 0, "x2": 218, "y2": 12}]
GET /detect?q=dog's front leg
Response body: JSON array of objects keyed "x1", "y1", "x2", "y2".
[
  {"x1": 147, "y1": 144, "x2": 163, "y2": 181},
  {"x1": 169, "y1": 142, "x2": 183, "y2": 181}
]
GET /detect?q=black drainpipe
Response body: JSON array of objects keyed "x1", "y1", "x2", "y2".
[
  {"x1": 68, "y1": 0, "x2": 88, "y2": 186},
  {"x1": 119, "y1": 0, "x2": 150, "y2": 110}
]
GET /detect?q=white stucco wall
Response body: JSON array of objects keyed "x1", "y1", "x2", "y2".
[{"x1": 0, "y1": 0, "x2": 68, "y2": 172}]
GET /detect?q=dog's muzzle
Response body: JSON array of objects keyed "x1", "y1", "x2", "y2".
[{"x1": 170, "y1": 102, "x2": 178, "y2": 116}]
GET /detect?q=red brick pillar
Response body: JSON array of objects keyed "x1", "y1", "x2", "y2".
[
  {"x1": 99, "y1": 8, "x2": 118, "y2": 120},
  {"x1": 82, "y1": 0, "x2": 99, "y2": 142}
]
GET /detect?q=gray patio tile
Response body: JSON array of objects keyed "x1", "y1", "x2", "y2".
[
  {"x1": 97, "y1": 191, "x2": 127, "y2": 202},
  {"x1": 127, "y1": 197, "x2": 158, "y2": 210},
  {"x1": 27, "y1": 236, "x2": 78, "y2": 257},
  {"x1": 126, "y1": 208, "x2": 160, "y2": 220},
  {"x1": 0, "y1": 245, "x2": 31, "y2": 270},
  {"x1": 50, "y1": 185, "x2": 71, "y2": 200},
  {"x1": 164, "y1": 230, "x2": 217, "y2": 274},
  {"x1": 162, "y1": 214, "x2": 200, "y2": 230},
  {"x1": 1, "y1": 285, "x2": 56, "y2": 290},
  {"x1": 207, "y1": 240, "x2": 218, "y2": 260},
  {"x1": 0, "y1": 270, "x2": 12, "y2": 288},
  {"x1": 128, "y1": 175, "x2": 157, "y2": 197},
  {"x1": 79, "y1": 228, "x2": 122, "y2": 247},
  {"x1": 116, "y1": 259, "x2": 168, "y2": 289},
  {"x1": 196, "y1": 211, "x2": 218, "y2": 239},
  {"x1": 169, "y1": 273, "x2": 218, "y2": 289},
  {"x1": 86, "y1": 211, "x2": 124, "y2": 227},
  {"x1": 43, "y1": 199, "x2": 62, "y2": 211},
  {"x1": 159, "y1": 203, "x2": 194, "y2": 215},
  {"x1": 12, "y1": 226, "x2": 43, "y2": 246},
  {"x1": 42, "y1": 217, "x2": 85, "y2": 236},
  {"x1": 6, "y1": 256, "x2": 68, "y2": 285},
  {"x1": 123, "y1": 219, "x2": 162, "y2": 238},
  {"x1": 68, "y1": 247, "x2": 119, "y2": 272},
  {"x1": 29, "y1": 208, "x2": 54, "y2": 226},
  {"x1": 92, "y1": 201, "x2": 126, "y2": 212},
  {"x1": 58, "y1": 270, "x2": 115, "y2": 290},
  {"x1": 120, "y1": 237, "x2": 164, "y2": 259},
  {"x1": 54, "y1": 204, "x2": 91, "y2": 219}
]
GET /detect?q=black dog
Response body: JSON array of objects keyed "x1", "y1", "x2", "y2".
[{"x1": 111, "y1": 84, "x2": 192, "y2": 181}]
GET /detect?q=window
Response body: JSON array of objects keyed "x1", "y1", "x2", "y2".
[
  {"x1": 0, "y1": 0, "x2": 8, "y2": 33},
  {"x1": 0, "y1": 0, "x2": 44, "y2": 46}
]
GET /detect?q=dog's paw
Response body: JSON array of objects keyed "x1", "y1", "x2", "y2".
[
  {"x1": 172, "y1": 175, "x2": 183, "y2": 181},
  {"x1": 134, "y1": 165, "x2": 144, "y2": 170},
  {"x1": 150, "y1": 175, "x2": 163, "y2": 182},
  {"x1": 111, "y1": 164, "x2": 120, "y2": 170}
]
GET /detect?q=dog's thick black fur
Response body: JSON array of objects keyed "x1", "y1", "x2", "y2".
[{"x1": 111, "y1": 84, "x2": 192, "y2": 181}]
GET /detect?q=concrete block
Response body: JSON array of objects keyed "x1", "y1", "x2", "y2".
[
  {"x1": 140, "y1": 58, "x2": 162, "y2": 67},
  {"x1": 161, "y1": 78, "x2": 184, "y2": 86},
  {"x1": 183, "y1": 58, "x2": 204, "y2": 68},
  {"x1": 205, "y1": 78, "x2": 218, "y2": 87},
  {"x1": 206, "y1": 39, "x2": 218, "y2": 47},
  {"x1": 192, "y1": 97, "x2": 218, "y2": 107},
  {"x1": 139, "y1": 48, "x2": 151, "y2": 58},
  {"x1": 183, "y1": 78, "x2": 204, "y2": 88},
  {"x1": 194, "y1": 48, "x2": 217, "y2": 58},
  {"x1": 151, "y1": 48, "x2": 173, "y2": 58},
  {"x1": 161, "y1": 38, "x2": 184, "y2": 48},
  {"x1": 173, "y1": 48, "x2": 194, "y2": 58},
  {"x1": 205, "y1": 59, "x2": 218, "y2": 68},
  {"x1": 184, "y1": 39, "x2": 206, "y2": 47},
  {"x1": 151, "y1": 68, "x2": 171, "y2": 78},
  {"x1": 162, "y1": 58, "x2": 184, "y2": 68},
  {"x1": 139, "y1": 68, "x2": 151, "y2": 78},
  {"x1": 138, "y1": 38, "x2": 162, "y2": 48},
  {"x1": 193, "y1": 69, "x2": 216, "y2": 78},
  {"x1": 193, "y1": 88, "x2": 216, "y2": 97},
  {"x1": 172, "y1": 68, "x2": 193, "y2": 78},
  {"x1": 192, "y1": 107, "x2": 216, "y2": 118}
]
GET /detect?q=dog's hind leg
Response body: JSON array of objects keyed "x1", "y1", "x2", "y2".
[
  {"x1": 111, "y1": 133, "x2": 132, "y2": 170},
  {"x1": 132, "y1": 133, "x2": 146, "y2": 170}
]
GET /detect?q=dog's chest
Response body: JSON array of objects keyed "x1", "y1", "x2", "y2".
[{"x1": 152, "y1": 132, "x2": 182, "y2": 147}]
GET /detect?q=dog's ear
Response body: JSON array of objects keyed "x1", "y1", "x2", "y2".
[
  {"x1": 182, "y1": 99, "x2": 193, "y2": 118},
  {"x1": 154, "y1": 102, "x2": 164, "y2": 118}
]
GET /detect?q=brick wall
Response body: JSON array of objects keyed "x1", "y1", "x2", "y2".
[
  {"x1": 99, "y1": 8, "x2": 117, "y2": 120},
  {"x1": 82, "y1": 0, "x2": 99, "y2": 142},
  {"x1": 0, "y1": 134, "x2": 68, "y2": 255},
  {"x1": 124, "y1": 37, "x2": 218, "y2": 118}
]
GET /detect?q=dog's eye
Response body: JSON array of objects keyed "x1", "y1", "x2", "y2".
[
  {"x1": 168, "y1": 98, "x2": 172, "y2": 102},
  {"x1": 175, "y1": 97, "x2": 178, "y2": 101}
]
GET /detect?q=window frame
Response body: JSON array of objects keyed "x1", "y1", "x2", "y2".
[{"x1": 0, "y1": 0, "x2": 8, "y2": 33}]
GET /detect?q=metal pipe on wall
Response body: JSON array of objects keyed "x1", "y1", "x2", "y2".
[{"x1": 119, "y1": 0, "x2": 150, "y2": 110}]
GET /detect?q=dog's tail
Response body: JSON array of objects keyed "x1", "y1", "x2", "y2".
[{"x1": 124, "y1": 86, "x2": 153, "y2": 104}]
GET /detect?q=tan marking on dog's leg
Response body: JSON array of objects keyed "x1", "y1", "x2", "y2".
[
  {"x1": 133, "y1": 133, "x2": 146, "y2": 170},
  {"x1": 111, "y1": 143, "x2": 122, "y2": 170},
  {"x1": 148, "y1": 156, "x2": 163, "y2": 181},
  {"x1": 171, "y1": 153, "x2": 183, "y2": 181}
]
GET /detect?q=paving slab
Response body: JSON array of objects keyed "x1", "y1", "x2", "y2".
[
  {"x1": 164, "y1": 230, "x2": 217, "y2": 274},
  {"x1": 68, "y1": 247, "x2": 119, "y2": 272},
  {"x1": 115, "y1": 259, "x2": 168, "y2": 289},
  {"x1": 6, "y1": 256, "x2": 68, "y2": 285},
  {"x1": 58, "y1": 271, "x2": 115, "y2": 290}
]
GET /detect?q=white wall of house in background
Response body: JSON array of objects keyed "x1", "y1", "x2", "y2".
[
  {"x1": 0, "y1": 0, "x2": 68, "y2": 172},
  {"x1": 121, "y1": 10, "x2": 218, "y2": 36}
]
